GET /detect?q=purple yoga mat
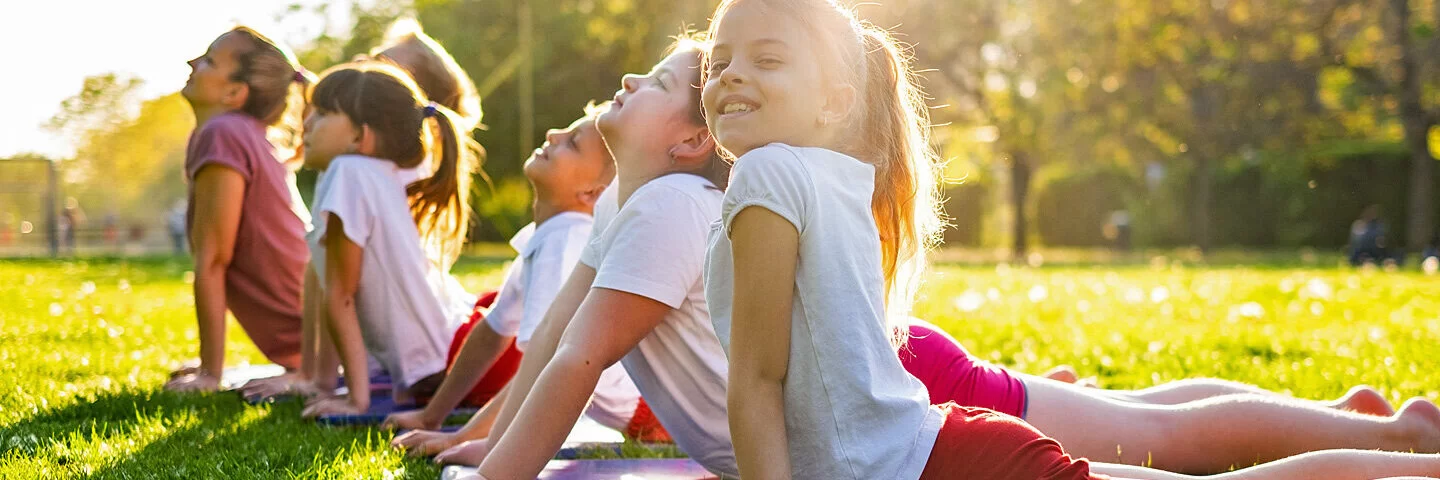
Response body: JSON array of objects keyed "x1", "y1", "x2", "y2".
[{"x1": 440, "y1": 459, "x2": 714, "y2": 480}]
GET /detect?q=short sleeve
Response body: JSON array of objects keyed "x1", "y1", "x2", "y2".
[
  {"x1": 590, "y1": 185, "x2": 711, "y2": 308},
  {"x1": 484, "y1": 258, "x2": 527, "y2": 338},
  {"x1": 185, "y1": 117, "x2": 256, "y2": 182},
  {"x1": 579, "y1": 182, "x2": 619, "y2": 269},
  {"x1": 722, "y1": 145, "x2": 813, "y2": 236},
  {"x1": 513, "y1": 224, "x2": 587, "y2": 349},
  {"x1": 310, "y1": 159, "x2": 375, "y2": 248}
]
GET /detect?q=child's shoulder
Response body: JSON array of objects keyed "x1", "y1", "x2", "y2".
[
  {"x1": 640, "y1": 173, "x2": 723, "y2": 204},
  {"x1": 736, "y1": 143, "x2": 864, "y2": 177},
  {"x1": 197, "y1": 111, "x2": 264, "y2": 140},
  {"x1": 326, "y1": 155, "x2": 392, "y2": 175}
]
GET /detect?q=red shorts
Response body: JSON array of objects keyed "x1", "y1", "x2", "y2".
[
  {"x1": 444, "y1": 291, "x2": 525, "y2": 407},
  {"x1": 900, "y1": 320, "x2": 1028, "y2": 418},
  {"x1": 920, "y1": 402, "x2": 1110, "y2": 480},
  {"x1": 624, "y1": 398, "x2": 673, "y2": 443}
]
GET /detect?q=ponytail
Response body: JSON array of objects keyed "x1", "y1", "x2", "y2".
[
  {"x1": 858, "y1": 27, "x2": 943, "y2": 337},
  {"x1": 226, "y1": 26, "x2": 310, "y2": 156},
  {"x1": 706, "y1": 0, "x2": 944, "y2": 345},
  {"x1": 407, "y1": 104, "x2": 480, "y2": 268},
  {"x1": 311, "y1": 62, "x2": 485, "y2": 269}
]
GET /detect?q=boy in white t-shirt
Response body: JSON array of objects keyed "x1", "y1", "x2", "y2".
[{"x1": 389, "y1": 106, "x2": 668, "y2": 456}]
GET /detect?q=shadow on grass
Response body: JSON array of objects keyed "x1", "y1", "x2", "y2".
[{"x1": 0, "y1": 389, "x2": 440, "y2": 479}]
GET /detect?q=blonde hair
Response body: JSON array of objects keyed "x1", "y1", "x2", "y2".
[
  {"x1": 372, "y1": 18, "x2": 483, "y2": 131},
  {"x1": 707, "y1": 0, "x2": 944, "y2": 345}
]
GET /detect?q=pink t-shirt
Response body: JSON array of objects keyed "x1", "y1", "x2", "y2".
[{"x1": 185, "y1": 111, "x2": 307, "y2": 367}]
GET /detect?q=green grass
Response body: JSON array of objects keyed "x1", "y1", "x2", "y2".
[{"x1": 1, "y1": 256, "x2": 1437, "y2": 478}]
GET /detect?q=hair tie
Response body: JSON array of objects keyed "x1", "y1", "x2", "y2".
[
  {"x1": 293, "y1": 69, "x2": 307, "y2": 83},
  {"x1": 422, "y1": 102, "x2": 439, "y2": 118}
]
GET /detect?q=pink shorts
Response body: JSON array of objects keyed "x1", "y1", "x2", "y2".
[{"x1": 899, "y1": 320, "x2": 1029, "y2": 418}]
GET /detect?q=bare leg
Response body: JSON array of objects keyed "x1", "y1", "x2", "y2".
[
  {"x1": 1021, "y1": 375, "x2": 1440, "y2": 474},
  {"x1": 1094, "y1": 380, "x2": 1393, "y2": 416},
  {"x1": 1090, "y1": 451, "x2": 1440, "y2": 480}
]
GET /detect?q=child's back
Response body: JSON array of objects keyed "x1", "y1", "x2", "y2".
[
  {"x1": 706, "y1": 144, "x2": 941, "y2": 479},
  {"x1": 309, "y1": 154, "x2": 473, "y2": 390},
  {"x1": 185, "y1": 111, "x2": 309, "y2": 363}
]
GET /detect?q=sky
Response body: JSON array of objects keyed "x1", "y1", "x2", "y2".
[{"x1": 0, "y1": 0, "x2": 363, "y2": 159}]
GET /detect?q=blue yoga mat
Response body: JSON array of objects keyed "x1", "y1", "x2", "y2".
[
  {"x1": 440, "y1": 459, "x2": 712, "y2": 480},
  {"x1": 314, "y1": 394, "x2": 481, "y2": 426}
]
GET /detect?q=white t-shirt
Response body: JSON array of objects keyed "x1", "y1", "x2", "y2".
[
  {"x1": 580, "y1": 174, "x2": 736, "y2": 477},
  {"x1": 308, "y1": 154, "x2": 475, "y2": 390},
  {"x1": 705, "y1": 144, "x2": 942, "y2": 480},
  {"x1": 483, "y1": 212, "x2": 642, "y2": 430}
]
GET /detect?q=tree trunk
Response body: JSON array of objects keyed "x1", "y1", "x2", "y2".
[
  {"x1": 1010, "y1": 152, "x2": 1032, "y2": 259},
  {"x1": 1190, "y1": 86, "x2": 1219, "y2": 253},
  {"x1": 1392, "y1": 0, "x2": 1436, "y2": 250},
  {"x1": 1193, "y1": 155, "x2": 1213, "y2": 252}
]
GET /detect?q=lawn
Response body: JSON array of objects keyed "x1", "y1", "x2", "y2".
[{"x1": 1, "y1": 255, "x2": 1437, "y2": 478}]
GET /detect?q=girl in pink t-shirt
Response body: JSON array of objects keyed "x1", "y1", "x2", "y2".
[{"x1": 165, "y1": 27, "x2": 313, "y2": 393}]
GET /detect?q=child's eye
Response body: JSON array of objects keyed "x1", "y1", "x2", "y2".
[
  {"x1": 757, "y1": 57, "x2": 783, "y2": 68},
  {"x1": 708, "y1": 61, "x2": 730, "y2": 74}
]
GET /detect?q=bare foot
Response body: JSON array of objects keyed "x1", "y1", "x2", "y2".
[
  {"x1": 1042, "y1": 365, "x2": 1080, "y2": 384},
  {"x1": 1332, "y1": 385, "x2": 1395, "y2": 416},
  {"x1": 1394, "y1": 397, "x2": 1440, "y2": 453}
]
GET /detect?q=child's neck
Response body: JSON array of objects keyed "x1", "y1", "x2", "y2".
[
  {"x1": 531, "y1": 196, "x2": 592, "y2": 226},
  {"x1": 191, "y1": 104, "x2": 237, "y2": 128},
  {"x1": 614, "y1": 156, "x2": 669, "y2": 208}
]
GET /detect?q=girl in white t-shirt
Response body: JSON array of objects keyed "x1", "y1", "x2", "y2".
[
  {"x1": 293, "y1": 61, "x2": 483, "y2": 418},
  {"x1": 386, "y1": 105, "x2": 665, "y2": 454},
  {"x1": 443, "y1": 38, "x2": 741, "y2": 479},
  {"x1": 701, "y1": 1, "x2": 1440, "y2": 479}
]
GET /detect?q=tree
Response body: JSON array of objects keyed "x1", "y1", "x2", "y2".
[
  {"x1": 1318, "y1": 0, "x2": 1438, "y2": 249},
  {"x1": 47, "y1": 74, "x2": 193, "y2": 225}
]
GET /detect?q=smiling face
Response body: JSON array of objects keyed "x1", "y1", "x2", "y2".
[
  {"x1": 524, "y1": 116, "x2": 611, "y2": 199},
  {"x1": 703, "y1": 1, "x2": 841, "y2": 158},
  {"x1": 596, "y1": 50, "x2": 706, "y2": 172}
]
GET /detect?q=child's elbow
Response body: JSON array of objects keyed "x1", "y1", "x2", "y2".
[
  {"x1": 193, "y1": 246, "x2": 233, "y2": 272},
  {"x1": 732, "y1": 361, "x2": 787, "y2": 388}
]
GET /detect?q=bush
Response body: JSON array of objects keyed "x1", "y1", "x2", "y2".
[{"x1": 1033, "y1": 165, "x2": 1141, "y2": 246}]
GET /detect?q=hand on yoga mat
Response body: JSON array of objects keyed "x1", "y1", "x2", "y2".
[
  {"x1": 381, "y1": 409, "x2": 441, "y2": 431},
  {"x1": 391, "y1": 429, "x2": 461, "y2": 457},
  {"x1": 302, "y1": 396, "x2": 369, "y2": 418},
  {"x1": 240, "y1": 373, "x2": 324, "y2": 399},
  {"x1": 434, "y1": 438, "x2": 491, "y2": 466},
  {"x1": 164, "y1": 372, "x2": 220, "y2": 393}
]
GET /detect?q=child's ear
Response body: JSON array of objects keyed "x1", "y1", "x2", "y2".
[
  {"x1": 576, "y1": 181, "x2": 607, "y2": 207},
  {"x1": 222, "y1": 83, "x2": 250, "y2": 110},
  {"x1": 818, "y1": 82, "x2": 857, "y2": 127},
  {"x1": 668, "y1": 127, "x2": 716, "y2": 167},
  {"x1": 355, "y1": 124, "x2": 378, "y2": 156}
]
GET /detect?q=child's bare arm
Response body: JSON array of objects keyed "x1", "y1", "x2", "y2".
[
  {"x1": 166, "y1": 165, "x2": 245, "y2": 392},
  {"x1": 303, "y1": 215, "x2": 370, "y2": 416},
  {"x1": 728, "y1": 206, "x2": 799, "y2": 479}
]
